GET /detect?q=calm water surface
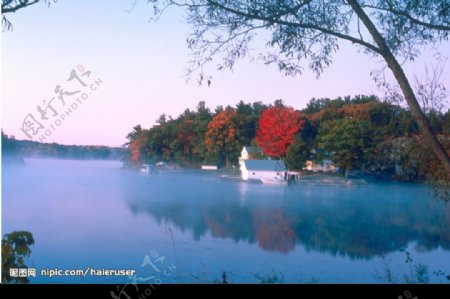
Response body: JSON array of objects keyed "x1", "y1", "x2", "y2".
[{"x1": 3, "y1": 158, "x2": 450, "y2": 283}]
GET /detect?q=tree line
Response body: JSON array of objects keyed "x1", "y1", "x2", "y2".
[
  {"x1": 124, "y1": 95, "x2": 450, "y2": 183},
  {"x1": 1, "y1": 131, "x2": 125, "y2": 162}
]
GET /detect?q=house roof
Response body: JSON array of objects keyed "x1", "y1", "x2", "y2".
[
  {"x1": 310, "y1": 147, "x2": 335, "y2": 156},
  {"x1": 243, "y1": 159, "x2": 286, "y2": 171},
  {"x1": 243, "y1": 146, "x2": 261, "y2": 154}
]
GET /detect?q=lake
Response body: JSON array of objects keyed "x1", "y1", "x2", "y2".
[{"x1": 2, "y1": 158, "x2": 450, "y2": 283}]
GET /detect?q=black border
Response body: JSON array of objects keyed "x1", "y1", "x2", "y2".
[{"x1": 1, "y1": 284, "x2": 448, "y2": 299}]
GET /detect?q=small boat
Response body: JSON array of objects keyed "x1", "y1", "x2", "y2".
[
  {"x1": 260, "y1": 178, "x2": 288, "y2": 185},
  {"x1": 140, "y1": 164, "x2": 149, "y2": 173},
  {"x1": 155, "y1": 161, "x2": 167, "y2": 168}
]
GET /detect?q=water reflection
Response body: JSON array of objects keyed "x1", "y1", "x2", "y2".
[
  {"x1": 253, "y1": 209, "x2": 296, "y2": 253},
  {"x1": 126, "y1": 172, "x2": 450, "y2": 259}
]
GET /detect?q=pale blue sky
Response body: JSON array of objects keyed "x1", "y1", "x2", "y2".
[{"x1": 2, "y1": 0, "x2": 450, "y2": 147}]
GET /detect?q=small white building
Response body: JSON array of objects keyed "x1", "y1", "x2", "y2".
[
  {"x1": 201, "y1": 165, "x2": 218, "y2": 170},
  {"x1": 239, "y1": 146, "x2": 263, "y2": 165},
  {"x1": 240, "y1": 159, "x2": 286, "y2": 181}
]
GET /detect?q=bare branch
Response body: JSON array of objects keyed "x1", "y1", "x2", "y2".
[
  {"x1": 2, "y1": 15, "x2": 13, "y2": 31},
  {"x1": 127, "y1": 0, "x2": 137, "y2": 13},
  {"x1": 414, "y1": 58, "x2": 449, "y2": 114},
  {"x1": 186, "y1": 24, "x2": 266, "y2": 76}
]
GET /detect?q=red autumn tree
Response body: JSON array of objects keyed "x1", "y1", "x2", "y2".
[
  {"x1": 205, "y1": 108, "x2": 242, "y2": 167},
  {"x1": 129, "y1": 132, "x2": 149, "y2": 165},
  {"x1": 256, "y1": 106, "x2": 304, "y2": 157},
  {"x1": 253, "y1": 209, "x2": 297, "y2": 254}
]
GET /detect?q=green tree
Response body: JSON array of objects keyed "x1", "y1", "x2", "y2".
[
  {"x1": 283, "y1": 137, "x2": 311, "y2": 171},
  {"x1": 235, "y1": 100, "x2": 269, "y2": 146},
  {"x1": 191, "y1": 101, "x2": 212, "y2": 162},
  {"x1": 174, "y1": 118, "x2": 195, "y2": 164},
  {"x1": 149, "y1": 0, "x2": 450, "y2": 173},
  {"x1": 235, "y1": 100, "x2": 256, "y2": 146},
  {"x1": 2, "y1": 231, "x2": 35, "y2": 284},
  {"x1": 125, "y1": 125, "x2": 144, "y2": 145},
  {"x1": 2, "y1": 131, "x2": 25, "y2": 164},
  {"x1": 444, "y1": 110, "x2": 450, "y2": 134},
  {"x1": 1, "y1": 130, "x2": 19, "y2": 155},
  {"x1": 319, "y1": 118, "x2": 377, "y2": 177}
]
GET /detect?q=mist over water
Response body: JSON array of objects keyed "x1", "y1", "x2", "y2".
[{"x1": 3, "y1": 158, "x2": 450, "y2": 283}]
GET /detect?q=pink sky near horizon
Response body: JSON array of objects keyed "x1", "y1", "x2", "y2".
[{"x1": 2, "y1": 0, "x2": 450, "y2": 147}]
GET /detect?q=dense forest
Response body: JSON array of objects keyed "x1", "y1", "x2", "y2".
[
  {"x1": 1, "y1": 131, "x2": 125, "y2": 162},
  {"x1": 124, "y1": 96, "x2": 450, "y2": 183}
]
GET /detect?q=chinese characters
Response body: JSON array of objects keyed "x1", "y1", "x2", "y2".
[{"x1": 20, "y1": 65, "x2": 102, "y2": 141}]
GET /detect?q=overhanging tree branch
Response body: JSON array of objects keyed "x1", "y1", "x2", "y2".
[
  {"x1": 2, "y1": 0, "x2": 55, "y2": 31},
  {"x1": 2, "y1": 0, "x2": 40, "y2": 14},
  {"x1": 205, "y1": 0, "x2": 383, "y2": 55},
  {"x1": 360, "y1": 3, "x2": 450, "y2": 32}
]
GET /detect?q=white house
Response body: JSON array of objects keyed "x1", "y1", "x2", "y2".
[
  {"x1": 304, "y1": 160, "x2": 336, "y2": 172},
  {"x1": 239, "y1": 146, "x2": 263, "y2": 165},
  {"x1": 240, "y1": 159, "x2": 286, "y2": 181}
]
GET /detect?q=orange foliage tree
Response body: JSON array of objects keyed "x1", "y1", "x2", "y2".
[
  {"x1": 205, "y1": 108, "x2": 242, "y2": 167},
  {"x1": 129, "y1": 132, "x2": 149, "y2": 166},
  {"x1": 308, "y1": 102, "x2": 374, "y2": 122},
  {"x1": 256, "y1": 106, "x2": 304, "y2": 157}
]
